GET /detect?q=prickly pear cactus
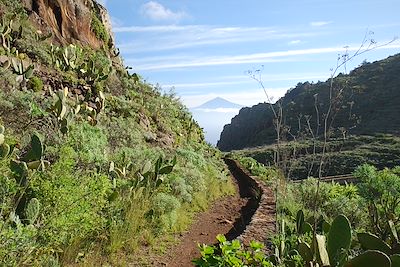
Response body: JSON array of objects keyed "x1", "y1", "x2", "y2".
[
  {"x1": 328, "y1": 215, "x2": 351, "y2": 266},
  {"x1": 344, "y1": 250, "x2": 391, "y2": 267}
]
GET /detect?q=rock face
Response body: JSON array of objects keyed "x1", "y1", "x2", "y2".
[
  {"x1": 22, "y1": 0, "x2": 114, "y2": 50},
  {"x1": 218, "y1": 53, "x2": 400, "y2": 151}
]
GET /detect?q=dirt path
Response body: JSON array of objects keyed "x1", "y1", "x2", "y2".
[{"x1": 150, "y1": 164, "x2": 259, "y2": 267}]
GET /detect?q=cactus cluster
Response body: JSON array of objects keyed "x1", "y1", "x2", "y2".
[
  {"x1": 81, "y1": 58, "x2": 111, "y2": 86},
  {"x1": 138, "y1": 156, "x2": 177, "y2": 188},
  {"x1": 108, "y1": 161, "x2": 134, "y2": 188},
  {"x1": 0, "y1": 18, "x2": 22, "y2": 54},
  {"x1": 50, "y1": 44, "x2": 84, "y2": 71},
  {"x1": 279, "y1": 211, "x2": 400, "y2": 267},
  {"x1": 107, "y1": 156, "x2": 177, "y2": 202},
  {"x1": 10, "y1": 57, "x2": 34, "y2": 82},
  {"x1": 10, "y1": 133, "x2": 49, "y2": 178},
  {"x1": 48, "y1": 87, "x2": 83, "y2": 133}
]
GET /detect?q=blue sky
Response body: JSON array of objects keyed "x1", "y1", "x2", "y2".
[{"x1": 100, "y1": 0, "x2": 400, "y2": 108}]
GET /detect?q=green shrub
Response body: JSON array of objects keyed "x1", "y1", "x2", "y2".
[
  {"x1": 67, "y1": 122, "x2": 108, "y2": 165},
  {"x1": 90, "y1": 13, "x2": 109, "y2": 45},
  {"x1": 151, "y1": 192, "x2": 181, "y2": 231},
  {"x1": 193, "y1": 235, "x2": 273, "y2": 267},
  {"x1": 280, "y1": 178, "x2": 366, "y2": 229},
  {"x1": 152, "y1": 192, "x2": 180, "y2": 215},
  {"x1": 355, "y1": 164, "x2": 400, "y2": 243},
  {"x1": 31, "y1": 145, "x2": 111, "y2": 248},
  {"x1": 28, "y1": 76, "x2": 44, "y2": 92}
]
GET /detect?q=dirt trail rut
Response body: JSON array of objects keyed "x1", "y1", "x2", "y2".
[{"x1": 149, "y1": 159, "x2": 275, "y2": 267}]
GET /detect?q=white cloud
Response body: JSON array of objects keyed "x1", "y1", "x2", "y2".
[
  {"x1": 162, "y1": 80, "x2": 250, "y2": 89},
  {"x1": 289, "y1": 40, "x2": 302, "y2": 45},
  {"x1": 115, "y1": 25, "x2": 320, "y2": 53},
  {"x1": 162, "y1": 73, "x2": 329, "y2": 90},
  {"x1": 114, "y1": 25, "x2": 202, "y2": 33},
  {"x1": 193, "y1": 108, "x2": 241, "y2": 113},
  {"x1": 310, "y1": 21, "x2": 332, "y2": 27},
  {"x1": 128, "y1": 43, "x2": 400, "y2": 71},
  {"x1": 140, "y1": 1, "x2": 187, "y2": 22},
  {"x1": 181, "y1": 88, "x2": 289, "y2": 108}
]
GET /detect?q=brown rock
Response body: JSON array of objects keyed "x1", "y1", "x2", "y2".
[{"x1": 22, "y1": 0, "x2": 115, "y2": 50}]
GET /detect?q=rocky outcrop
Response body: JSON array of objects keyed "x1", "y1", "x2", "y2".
[
  {"x1": 218, "y1": 54, "x2": 400, "y2": 151},
  {"x1": 22, "y1": 0, "x2": 115, "y2": 50}
]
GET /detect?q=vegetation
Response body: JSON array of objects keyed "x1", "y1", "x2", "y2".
[
  {"x1": 2, "y1": 1, "x2": 400, "y2": 267},
  {"x1": 235, "y1": 134, "x2": 400, "y2": 179},
  {"x1": 0, "y1": 1, "x2": 234, "y2": 265},
  {"x1": 198, "y1": 160, "x2": 400, "y2": 266}
]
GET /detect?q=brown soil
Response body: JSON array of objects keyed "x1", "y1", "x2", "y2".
[{"x1": 147, "y1": 164, "x2": 260, "y2": 267}]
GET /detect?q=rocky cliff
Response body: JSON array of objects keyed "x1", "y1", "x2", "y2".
[
  {"x1": 21, "y1": 0, "x2": 114, "y2": 50},
  {"x1": 218, "y1": 53, "x2": 400, "y2": 151}
]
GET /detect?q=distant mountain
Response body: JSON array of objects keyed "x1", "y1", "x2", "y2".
[
  {"x1": 191, "y1": 97, "x2": 242, "y2": 145},
  {"x1": 194, "y1": 97, "x2": 243, "y2": 109},
  {"x1": 217, "y1": 53, "x2": 400, "y2": 151}
]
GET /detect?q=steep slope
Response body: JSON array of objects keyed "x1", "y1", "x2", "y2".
[
  {"x1": 218, "y1": 54, "x2": 400, "y2": 151},
  {"x1": 0, "y1": 1, "x2": 233, "y2": 265}
]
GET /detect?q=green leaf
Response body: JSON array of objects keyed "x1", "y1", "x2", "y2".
[
  {"x1": 216, "y1": 234, "x2": 227, "y2": 244},
  {"x1": 391, "y1": 254, "x2": 400, "y2": 267},
  {"x1": 302, "y1": 222, "x2": 313, "y2": 234},
  {"x1": 201, "y1": 245, "x2": 215, "y2": 255},
  {"x1": 344, "y1": 250, "x2": 390, "y2": 267},
  {"x1": 159, "y1": 165, "x2": 174, "y2": 175},
  {"x1": 27, "y1": 160, "x2": 41, "y2": 170},
  {"x1": 298, "y1": 242, "x2": 312, "y2": 263},
  {"x1": 357, "y1": 233, "x2": 391, "y2": 255},
  {"x1": 296, "y1": 210, "x2": 305, "y2": 235},
  {"x1": 24, "y1": 134, "x2": 43, "y2": 161},
  {"x1": 389, "y1": 220, "x2": 399, "y2": 243},
  {"x1": 0, "y1": 143, "x2": 10, "y2": 158},
  {"x1": 322, "y1": 220, "x2": 331, "y2": 234},
  {"x1": 24, "y1": 65, "x2": 34, "y2": 79},
  {"x1": 328, "y1": 215, "x2": 351, "y2": 265},
  {"x1": 142, "y1": 160, "x2": 152, "y2": 174}
]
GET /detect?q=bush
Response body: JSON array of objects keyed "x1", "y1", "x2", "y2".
[
  {"x1": 90, "y1": 13, "x2": 109, "y2": 44},
  {"x1": 31, "y1": 146, "x2": 111, "y2": 248},
  {"x1": 28, "y1": 76, "x2": 44, "y2": 92},
  {"x1": 280, "y1": 178, "x2": 366, "y2": 229},
  {"x1": 67, "y1": 122, "x2": 108, "y2": 165},
  {"x1": 151, "y1": 192, "x2": 181, "y2": 231},
  {"x1": 193, "y1": 234, "x2": 273, "y2": 267},
  {"x1": 354, "y1": 164, "x2": 400, "y2": 243}
]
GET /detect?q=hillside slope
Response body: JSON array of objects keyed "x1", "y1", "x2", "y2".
[
  {"x1": 0, "y1": 1, "x2": 233, "y2": 265},
  {"x1": 218, "y1": 54, "x2": 400, "y2": 151}
]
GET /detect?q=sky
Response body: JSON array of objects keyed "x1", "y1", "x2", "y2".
[{"x1": 99, "y1": 0, "x2": 400, "y2": 108}]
